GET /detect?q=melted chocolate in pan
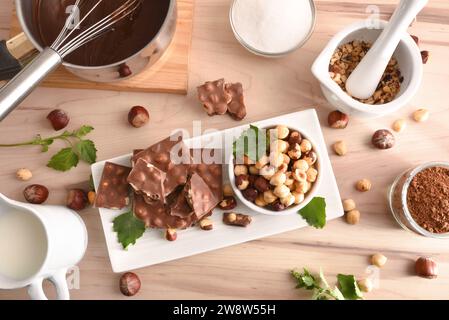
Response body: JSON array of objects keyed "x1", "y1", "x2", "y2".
[{"x1": 32, "y1": 0, "x2": 170, "y2": 66}]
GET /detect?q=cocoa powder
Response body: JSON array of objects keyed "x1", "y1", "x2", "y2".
[{"x1": 407, "y1": 167, "x2": 449, "y2": 233}]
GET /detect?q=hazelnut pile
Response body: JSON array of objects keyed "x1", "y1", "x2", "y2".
[
  {"x1": 233, "y1": 125, "x2": 319, "y2": 211},
  {"x1": 330, "y1": 40, "x2": 402, "y2": 105}
]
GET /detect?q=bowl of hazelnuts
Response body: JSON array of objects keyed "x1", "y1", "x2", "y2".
[{"x1": 228, "y1": 124, "x2": 322, "y2": 215}]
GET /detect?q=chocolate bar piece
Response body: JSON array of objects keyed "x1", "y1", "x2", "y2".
[
  {"x1": 185, "y1": 173, "x2": 217, "y2": 220},
  {"x1": 225, "y1": 82, "x2": 246, "y2": 120},
  {"x1": 133, "y1": 133, "x2": 191, "y2": 196},
  {"x1": 133, "y1": 193, "x2": 194, "y2": 230},
  {"x1": 197, "y1": 79, "x2": 232, "y2": 116},
  {"x1": 190, "y1": 149, "x2": 223, "y2": 204},
  {"x1": 127, "y1": 159, "x2": 166, "y2": 202},
  {"x1": 95, "y1": 162, "x2": 131, "y2": 209},
  {"x1": 168, "y1": 188, "x2": 194, "y2": 218}
]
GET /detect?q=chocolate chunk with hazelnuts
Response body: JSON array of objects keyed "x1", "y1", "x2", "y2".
[{"x1": 223, "y1": 212, "x2": 252, "y2": 227}]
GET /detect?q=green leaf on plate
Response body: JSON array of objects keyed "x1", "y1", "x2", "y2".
[
  {"x1": 47, "y1": 147, "x2": 79, "y2": 172},
  {"x1": 74, "y1": 125, "x2": 94, "y2": 138},
  {"x1": 298, "y1": 197, "x2": 326, "y2": 229},
  {"x1": 75, "y1": 139, "x2": 97, "y2": 164},
  {"x1": 113, "y1": 211, "x2": 146, "y2": 250}
]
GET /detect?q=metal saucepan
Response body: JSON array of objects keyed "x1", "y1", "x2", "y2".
[{"x1": 0, "y1": 0, "x2": 177, "y2": 121}]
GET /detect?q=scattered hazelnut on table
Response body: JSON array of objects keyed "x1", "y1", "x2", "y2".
[
  {"x1": 165, "y1": 228, "x2": 177, "y2": 241},
  {"x1": 342, "y1": 199, "x2": 356, "y2": 212},
  {"x1": 345, "y1": 210, "x2": 360, "y2": 225},
  {"x1": 128, "y1": 106, "x2": 150, "y2": 128},
  {"x1": 119, "y1": 272, "x2": 141, "y2": 297},
  {"x1": 392, "y1": 119, "x2": 406, "y2": 133},
  {"x1": 356, "y1": 179, "x2": 372, "y2": 192},
  {"x1": 372, "y1": 129, "x2": 395, "y2": 149},
  {"x1": 328, "y1": 110, "x2": 349, "y2": 129},
  {"x1": 415, "y1": 257, "x2": 438, "y2": 279},
  {"x1": 421, "y1": 50, "x2": 429, "y2": 64},
  {"x1": 67, "y1": 189, "x2": 88, "y2": 211},
  {"x1": 23, "y1": 184, "x2": 49, "y2": 204},
  {"x1": 199, "y1": 218, "x2": 213, "y2": 231},
  {"x1": 371, "y1": 253, "x2": 388, "y2": 268},
  {"x1": 413, "y1": 108, "x2": 429, "y2": 122},
  {"x1": 357, "y1": 278, "x2": 374, "y2": 293},
  {"x1": 47, "y1": 109, "x2": 70, "y2": 131},
  {"x1": 16, "y1": 168, "x2": 33, "y2": 181},
  {"x1": 87, "y1": 191, "x2": 96, "y2": 206},
  {"x1": 333, "y1": 140, "x2": 347, "y2": 156}
]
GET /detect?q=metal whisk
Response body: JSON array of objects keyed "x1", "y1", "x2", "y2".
[{"x1": 0, "y1": 0, "x2": 141, "y2": 120}]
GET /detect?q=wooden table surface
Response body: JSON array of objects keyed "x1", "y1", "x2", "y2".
[{"x1": 1, "y1": 0, "x2": 449, "y2": 300}]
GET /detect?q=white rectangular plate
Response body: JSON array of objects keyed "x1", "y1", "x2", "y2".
[{"x1": 91, "y1": 109, "x2": 344, "y2": 273}]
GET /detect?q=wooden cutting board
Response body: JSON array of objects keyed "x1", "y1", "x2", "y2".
[{"x1": 9, "y1": 0, "x2": 194, "y2": 94}]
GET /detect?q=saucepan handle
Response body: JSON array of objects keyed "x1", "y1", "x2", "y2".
[
  {"x1": 0, "y1": 47, "x2": 62, "y2": 121},
  {"x1": 0, "y1": 33, "x2": 38, "y2": 81},
  {"x1": 28, "y1": 268, "x2": 70, "y2": 300}
]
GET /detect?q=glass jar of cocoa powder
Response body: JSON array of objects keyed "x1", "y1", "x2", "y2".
[{"x1": 389, "y1": 162, "x2": 449, "y2": 239}]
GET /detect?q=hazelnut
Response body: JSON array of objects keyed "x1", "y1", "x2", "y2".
[
  {"x1": 242, "y1": 188, "x2": 258, "y2": 202},
  {"x1": 278, "y1": 163, "x2": 289, "y2": 174},
  {"x1": 119, "y1": 272, "x2": 141, "y2": 297},
  {"x1": 271, "y1": 140, "x2": 289, "y2": 154},
  {"x1": 234, "y1": 165, "x2": 248, "y2": 176},
  {"x1": 87, "y1": 191, "x2": 96, "y2": 205},
  {"x1": 421, "y1": 50, "x2": 429, "y2": 64},
  {"x1": 413, "y1": 108, "x2": 429, "y2": 122},
  {"x1": 269, "y1": 152, "x2": 284, "y2": 168},
  {"x1": 274, "y1": 185, "x2": 290, "y2": 199},
  {"x1": 357, "y1": 278, "x2": 373, "y2": 293},
  {"x1": 302, "y1": 151, "x2": 317, "y2": 166},
  {"x1": 199, "y1": 218, "x2": 213, "y2": 231},
  {"x1": 342, "y1": 199, "x2": 356, "y2": 212},
  {"x1": 371, "y1": 253, "x2": 387, "y2": 268},
  {"x1": 288, "y1": 144, "x2": 302, "y2": 160},
  {"x1": 282, "y1": 153, "x2": 291, "y2": 165},
  {"x1": 118, "y1": 64, "x2": 132, "y2": 78},
  {"x1": 372, "y1": 129, "x2": 395, "y2": 150},
  {"x1": 276, "y1": 125, "x2": 290, "y2": 140},
  {"x1": 270, "y1": 172, "x2": 287, "y2": 186},
  {"x1": 328, "y1": 110, "x2": 349, "y2": 129},
  {"x1": 255, "y1": 155, "x2": 269, "y2": 170},
  {"x1": 16, "y1": 168, "x2": 33, "y2": 181},
  {"x1": 392, "y1": 119, "x2": 406, "y2": 133},
  {"x1": 288, "y1": 131, "x2": 302, "y2": 146},
  {"x1": 259, "y1": 165, "x2": 276, "y2": 180},
  {"x1": 23, "y1": 184, "x2": 49, "y2": 204},
  {"x1": 254, "y1": 176, "x2": 270, "y2": 193},
  {"x1": 248, "y1": 165, "x2": 259, "y2": 175},
  {"x1": 223, "y1": 183, "x2": 234, "y2": 197},
  {"x1": 218, "y1": 196, "x2": 237, "y2": 210},
  {"x1": 280, "y1": 193, "x2": 295, "y2": 207},
  {"x1": 263, "y1": 190, "x2": 278, "y2": 204},
  {"x1": 333, "y1": 141, "x2": 347, "y2": 156},
  {"x1": 300, "y1": 139, "x2": 312, "y2": 153},
  {"x1": 345, "y1": 210, "x2": 360, "y2": 225},
  {"x1": 295, "y1": 181, "x2": 311, "y2": 194},
  {"x1": 47, "y1": 109, "x2": 70, "y2": 131},
  {"x1": 128, "y1": 106, "x2": 150, "y2": 128},
  {"x1": 235, "y1": 175, "x2": 249, "y2": 190},
  {"x1": 293, "y1": 159, "x2": 309, "y2": 172},
  {"x1": 270, "y1": 201, "x2": 286, "y2": 211},
  {"x1": 255, "y1": 194, "x2": 268, "y2": 207},
  {"x1": 292, "y1": 169, "x2": 307, "y2": 182},
  {"x1": 306, "y1": 168, "x2": 318, "y2": 183},
  {"x1": 165, "y1": 228, "x2": 177, "y2": 241},
  {"x1": 292, "y1": 192, "x2": 305, "y2": 205},
  {"x1": 356, "y1": 179, "x2": 372, "y2": 192},
  {"x1": 415, "y1": 257, "x2": 438, "y2": 279},
  {"x1": 67, "y1": 189, "x2": 88, "y2": 211}
]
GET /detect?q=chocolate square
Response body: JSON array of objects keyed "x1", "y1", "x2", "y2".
[
  {"x1": 190, "y1": 148, "x2": 223, "y2": 203},
  {"x1": 185, "y1": 172, "x2": 218, "y2": 220},
  {"x1": 95, "y1": 162, "x2": 131, "y2": 209},
  {"x1": 127, "y1": 158, "x2": 166, "y2": 202}
]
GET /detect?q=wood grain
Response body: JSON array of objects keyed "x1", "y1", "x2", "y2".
[
  {"x1": 8, "y1": 0, "x2": 195, "y2": 94},
  {"x1": 1, "y1": 0, "x2": 449, "y2": 300}
]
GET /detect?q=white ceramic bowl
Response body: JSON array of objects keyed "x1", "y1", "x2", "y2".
[
  {"x1": 228, "y1": 125, "x2": 322, "y2": 216},
  {"x1": 312, "y1": 20, "x2": 423, "y2": 119}
]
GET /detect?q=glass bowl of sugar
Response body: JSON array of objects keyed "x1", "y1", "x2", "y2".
[{"x1": 230, "y1": 0, "x2": 316, "y2": 57}]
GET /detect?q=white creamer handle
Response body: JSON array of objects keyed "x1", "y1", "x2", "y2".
[{"x1": 27, "y1": 269, "x2": 70, "y2": 300}]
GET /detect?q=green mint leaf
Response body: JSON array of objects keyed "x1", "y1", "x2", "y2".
[
  {"x1": 47, "y1": 148, "x2": 79, "y2": 172},
  {"x1": 75, "y1": 125, "x2": 94, "y2": 138},
  {"x1": 298, "y1": 197, "x2": 326, "y2": 229},
  {"x1": 291, "y1": 268, "x2": 318, "y2": 290},
  {"x1": 337, "y1": 274, "x2": 363, "y2": 300},
  {"x1": 233, "y1": 125, "x2": 268, "y2": 162},
  {"x1": 113, "y1": 211, "x2": 146, "y2": 250},
  {"x1": 75, "y1": 140, "x2": 97, "y2": 164}
]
